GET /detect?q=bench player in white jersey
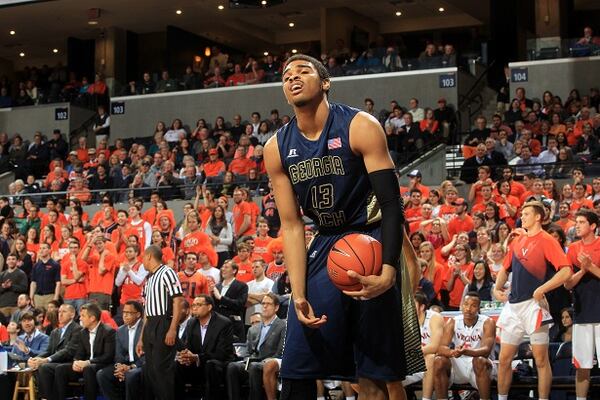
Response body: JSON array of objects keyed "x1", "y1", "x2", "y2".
[
  {"x1": 565, "y1": 210, "x2": 600, "y2": 400},
  {"x1": 434, "y1": 292, "x2": 496, "y2": 400},
  {"x1": 402, "y1": 292, "x2": 444, "y2": 400}
]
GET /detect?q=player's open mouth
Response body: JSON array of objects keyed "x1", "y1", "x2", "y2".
[{"x1": 291, "y1": 83, "x2": 303, "y2": 94}]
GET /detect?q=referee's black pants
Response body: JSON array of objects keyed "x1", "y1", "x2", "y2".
[{"x1": 143, "y1": 316, "x2": 176, "y2": 400}]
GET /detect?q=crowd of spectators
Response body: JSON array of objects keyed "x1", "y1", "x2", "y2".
[
  {"x1": 0, "y1": 37, "x2": 460, "y2": 110},
  {"x1": 460, "y1": 85, "x2": 600, "y2": 183}
]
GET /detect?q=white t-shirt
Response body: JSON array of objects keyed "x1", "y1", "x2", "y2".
[
  {"x1": 245, "y1": 277, "x2": 274, "y2": 324},
  {"x1": 199, "y1": 267, "x2": 221, "y2": 285}
]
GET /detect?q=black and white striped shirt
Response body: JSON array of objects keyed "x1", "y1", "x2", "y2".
[{"x1": 143, "y1": 265, "x2": 183, "y2": 317}]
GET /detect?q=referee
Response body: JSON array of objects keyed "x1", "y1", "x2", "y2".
[{"x1": 136, "y1": 245, "x2": 184, "y2": 400}]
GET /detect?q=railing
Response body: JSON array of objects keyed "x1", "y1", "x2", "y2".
[
  {"x1": 446, "y1": 158, "x2": 600, "y2": 181},
  {"x1": 457, "y1": 59, "x2": 497, "y2": 127},
  {"x1": 526, "y1": 37, "x2": 600, "y2": 61}
]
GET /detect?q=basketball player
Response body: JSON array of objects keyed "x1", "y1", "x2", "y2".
[
  {"x1": 264, "y1": 54, "x2": 424, "y2": 400},
  {"x1": 402, "y1": 292, "x2": 444, "y2": 400},
  {"x1": 493, "y1": 201, "x2": 572, "y2": 400},
  {"x1": 565, "y1": 210, "x2": 600, "y2": 400},
  {"x1": 434, "y1": 292, "x2": 496, "y2": 400}
]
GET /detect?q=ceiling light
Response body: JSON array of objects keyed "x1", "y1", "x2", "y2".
[
  {"x1": 19, "y1": 52, "x2": 25, "y2": 57},
  {"x1": 263, "y1": 51, "x2": 269, "y2": 56},
  {"x1": 395, "y1": 11, "x2": 402, "y2": 16},
  {"x1": 52, "y1": 48, "x2": 58, "y2": 53},
  {"x1": 288, "y1": 22, "x2": 295, "y2": 27},
  {"x1": 176, "y1": 9, "x2": 182, "y2": 15},
  {"x1": 88, "y1": 20, "x2": 98, "y2": 25},
  {"x1": 261, "y1": 0, "x2": 267, "y2": 5},
  {"x1": 217, "y1": 4, "x2": 224, "y2": 10},
  {"x1": 438, "y1": 7, "x2": 445, "y2": 12},
  {"x1": 9, "y1": 30, "x2": 15, "y2": 35},
  {"x1": 291, "y1": 49, "x2": 298, "y2": 54}
]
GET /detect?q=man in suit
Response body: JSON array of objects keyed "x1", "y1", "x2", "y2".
[
  {"x1": 399, "y1": 112, "x2": 424, "y2": 154},
  {"x1": 97, "y1": 300, "x2": 144, "y2": 400},
  {"x1": 211, "y1": 260, "x2": 248, "y2": 341},
  {"x1": 54, "y1": 302, "x2": 115, "y2": 400},
  {"x1": 226, "y1": 293, "x2": 286, "y2": 400},
  {"x1": 460, "y1": 143, "x2": 495, "y2": 184},
  {"x1": 176, "y1": 294, "x2": 235, "y2": 400},
  {"x1": 29, "y1": 304, "x2": 82, "y2": 400}
]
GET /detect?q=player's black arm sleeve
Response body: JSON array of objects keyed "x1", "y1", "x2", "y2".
[{"x1": 368, "y1": 168, "x2": 405, "y2": 269}]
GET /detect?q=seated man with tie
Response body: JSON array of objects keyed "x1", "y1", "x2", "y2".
[
  {"x1": 97, "y1": 300, "x2": 144, "y2": 400},
  {"x1": 54, "y1": 302, "x2": 116, "y2": 400},
  {"x1": 29, "y1": 304, "x2": 83, "y2": 400},
  {"x1": 176, "y1": 294, "x2": 235, "y2": 400},
  {"x1": 226, "y1": 293, "x2": 286, "y2": 400}
]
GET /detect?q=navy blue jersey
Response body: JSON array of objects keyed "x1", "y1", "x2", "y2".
[{"x1": 277, "y1": 103, "x2": 381, "y2": 232}]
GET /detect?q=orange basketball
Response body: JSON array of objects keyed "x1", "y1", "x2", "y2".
[{"x1": 327, "y1": 233, "x2": 382, "y2": 291}]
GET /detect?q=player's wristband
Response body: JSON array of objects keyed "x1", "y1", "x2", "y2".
[{"x1": 368, "y1": 169, "x2": 405, "y2": 268}]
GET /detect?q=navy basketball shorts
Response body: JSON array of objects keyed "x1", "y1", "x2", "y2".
[{"x1": 280, "y1": 227, "x2": 408, "y2": 382}]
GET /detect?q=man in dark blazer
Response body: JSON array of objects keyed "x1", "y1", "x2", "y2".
[
  {"x1": 54, "y1": 302, "x2": 115, "y2": 400},
  {"x1": 460, "y1": 143, "x2": 495, "y2": 184},
  {"x1": 211, "y1": 260, "x2": 248, "y2": 341},
  {"x1": 226, "y1": 293, "x2": 286, "y2": 400},
  {"x1": 176, "y1": 294, "x2": 235, "y2": 400},
  {"x1": 29, "y1": 304, "x2": 82, "y2": 400},
  {"x1": 97, "y1": 300, "x2": 144, "y2": 400}
]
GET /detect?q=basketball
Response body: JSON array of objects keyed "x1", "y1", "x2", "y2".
[{"x1": 327, "y1": 233, "x2": 383, "y2": 291}]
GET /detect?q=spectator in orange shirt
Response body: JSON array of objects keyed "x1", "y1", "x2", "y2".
[
  {"x1": 443, "y1": 244, "x2": 474, "y2": 310},
  {"x1": 81, "y1": 234, "x2": 116, "y2": 310},
  {"x1": 404, "y1": 188, "x2": 423, "y2": 223},
  {"x1": 232, "y1": 243, "x2": 254, "y2": 283},
  {"x1": 75, "y1": 136, "x2": 90, "y2": 164},
  {"x1": 405, "y1": 169, "x2": 430, "y2": 198},
  {"x1": 115, "y1": 244, "x2": 148, "y2": 313},
  {"x1": 60, "y1": 239, "x2": 89, "y2": 313},
  {"x1": 226, "y1": 64, "x2": 247, "y2": 86},
  {"x1": 151, "y1": 230, "x2": 175, "y2": 269},
  {"x1": 111, "y1": 209, "x2": 131, "y2": 254},
  {"x1": 571, "y1": 182, "x2": 594, "y2": 214},
  {"x1": 447, "y1": 198, "x2": 474, "y2": 238},
  {"x1": 556, "y1": 202, "x2": 575, "y2": 231},
  {"x1": 232, "y1": 188, "x2": 256, "y2": 240},
  {"x1": 142, "y1": 192, "x2": 161, "y2": 224},
  {"x1": 204, "y1": 149, "x2": 225, "y2": 178},
  {"x1": 500, "y1": 166, "x2": 527, "y2": 200},
  {"x1": 438, "y1": 186, "x2": 458, "y2": 222},
  {"x1": 178, "y1": 252, "x2": 210, "y2": 305},
  {"x1": 253, "y1": 218, "x2": 273, "y2": 263},
  {"x1": 266, "y1": 243, "x2": 286, "y2": 281},
  {"x1": 67, "y1": 177, "x2": 92, "y2": 205},
  {"x1": 228, "y1": 147, "x2": 254, "y2": 176},
  {"x1": 180, "y1": 211, "x2": 212, "y2": 257}
]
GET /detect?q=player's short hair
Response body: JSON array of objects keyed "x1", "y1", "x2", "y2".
[
  {"x1": 575, "y1": 209, "x2": 599, "y2": 227},
  {"x1": 414, "y1": 291, "x2": 429, "y2": 308},
  {"x1": 283, "y1": 54, "x2": 330, "y2": 92},
  {"x1": 522, "y1": 200, "x2": 545, "y2": 219},
  {"x1": 464, "y1": 291, "x2": 481, "y2": 303}
]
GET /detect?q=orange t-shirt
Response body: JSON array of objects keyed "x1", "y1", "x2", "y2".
[
  {"x1": 266, "y1": 262, "x2": 286, "y2": 281},
  {"x1": 556, "y1": 218, "x2": 575, "y2": 233},
  {"x1": 438, "y1": 204, "x2": 457, "y2": 221},
  {"x1": 162, "y1": 247, "x2": 175, "y2": 265},
  {"x1": 86, "y1": 251, "x2": 116, "y2": 295},
  {"x1": 60, "y1": 254, "x2": 89, "y2": 299},
  {"x1": 204, "y1": 160, "x2": 225, "y2": 177},
  {"x1": 571, "y1": 198, "x2": 594, "y2": 214},
  {"x1": 444, "y1": 262, "x2": 474, "y2": 307},
  {"x1": 178, "y1": 270, "x2": 210, "y2": 304},
  {"x1": 404, "y1": 207, "x2": 422, "y2": 223},
  {"x1": 119, "y1": 262, "x2": 145, "y2": 304},
  {"x1": 181, "y1": 230, "x2": 212, "y2": 255},
  {"x1": 233, "y1": 259, "x2": 253, "y2": 283},
  {"x1": 253, "y1": 236, "x2": 274, "y2": 263},
  {"x1": 91, "y1": 209, "x2": 117, "y2": 227},
  {"x1": 228, "y1": 158, "x2": 254, "y2": 175},
  {"x1": 233, "y1": 201, "x2": 256, "y2": 237},
  {"x1": 447, "y1": 215, "x2": 474, "y2": 237}
]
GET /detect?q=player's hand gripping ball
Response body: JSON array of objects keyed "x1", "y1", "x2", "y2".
[{"x1": 327, "y1": 233, "x2": 382, "y2": 291}]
